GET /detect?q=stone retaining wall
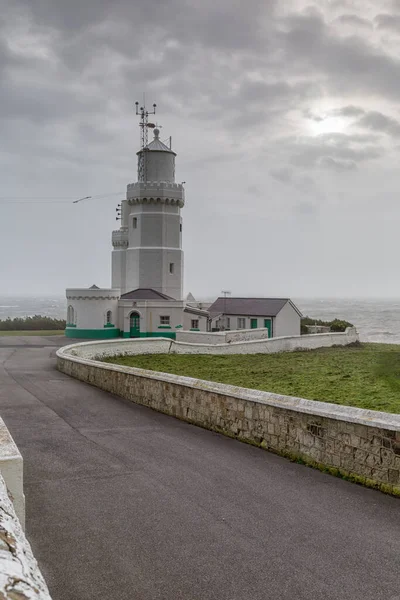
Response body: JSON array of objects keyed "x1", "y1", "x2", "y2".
[
  {"x1": 0, "y1": 422, "x2": 52, "y2": 599},
  {"x1": 57, "y1": 337, "x2": 400, "y2": 496}
]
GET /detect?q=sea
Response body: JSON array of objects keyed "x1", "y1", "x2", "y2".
[{"x1": 1, "y1": 296, "x2": 400, "y2": 344}]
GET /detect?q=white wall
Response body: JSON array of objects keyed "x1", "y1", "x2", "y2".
[
  {"x1": 66, "y1": 289, "x2": 120, "y2": 330},
  {"x1": 212, "y1": 314, "x2": 274, "y2": 333},
  {"x1": 119, "y1": 301, "x2": 185, "y2": 335},
  {"x1": 177, "y1": 327, "x2": 271, "y2": 344},
  {"x1": 274, "y1": 302, "x2": 301, "y2": 337},
  {"x1": 177, "y1": 330, "x2": 226, "y2": 344},
  {"x1": 0, "y1": 417, "x2": 24, "y2": 530},
  {"x1": 182, "y1": 312, "x2": 208, "y2": 332},
  {"x1": 61, "y1": 328, "x2": 359, "y2": 359}
]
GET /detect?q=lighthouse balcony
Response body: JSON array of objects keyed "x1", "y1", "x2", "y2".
[
  {"x1": 127, "y1": 182, "x2": 185, "y2": 205},
  {"x1": 112, "y1": 228, "x2": 129, "y2": 248}
]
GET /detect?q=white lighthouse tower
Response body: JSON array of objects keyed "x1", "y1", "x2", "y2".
[
  {"x1": 112, "y1": 104, "x2": 184, "y2": 299},
  {"x1": 65, "y1": 104, "x2": 210, "y2": 340}
]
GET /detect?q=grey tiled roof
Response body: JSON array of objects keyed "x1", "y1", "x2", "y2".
[
  {"x1": 120, "y1": 288, "x2": 175, "y2": 300},
  {"x1": 208, "y1": 297, "x2": 301, "y2": 317}
]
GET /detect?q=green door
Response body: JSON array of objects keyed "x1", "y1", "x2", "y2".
[
  {"x1": 264, "y1": 319, "x2": 272, "y2": 337},
  {"x1": 130, "y1": 313, "x2": 140, "y2": 338},
  {"x1": 250, "y1": 318, "x2": 258, "y2": 329}
]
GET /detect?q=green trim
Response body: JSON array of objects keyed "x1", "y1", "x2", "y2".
[
  {"x1": 121, "y1": 331, "x2": 176, "y2": 340},
  {"x1": 143, "y1": 332, "x2": 176, "y2": 339},
  {"x1": 190, "y1": 328, "x2": 200, "y2": 331},
  {"x1": 175, "y1": 324, "x2": 183, "y2": 329},
  {"x1": 65, "y1": 328, "x2": 120, "y2": 339},
  {"x1": 104, "y1": 323, "x2": 115, "y2": 328},
  {"x1": 158, "y1": 325, "x2": 171, "y2": 329},
  {"x1": 264, "y1": 318, "x2": 272, "y2": 337},
  {"x1": 66, "y1": 323, "x2": 76, "y2": 328}
]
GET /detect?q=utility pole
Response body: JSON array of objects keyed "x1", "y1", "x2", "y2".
[{"x1": 221, "y1": 290, "x2": 231, "y2": 331}]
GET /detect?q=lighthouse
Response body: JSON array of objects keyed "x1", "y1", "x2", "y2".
[
  {"x1": 112, "y1": 116, "x2": 185, "y2": 298},
  {"x1": 65, "y1": 104, "x2": 210, "y2": 339}
]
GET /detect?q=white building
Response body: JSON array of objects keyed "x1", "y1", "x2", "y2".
[
  {"x1": 65, "y1": 113, "x2": 300, "y2": 340},
  {"x1": 208, "y1": 297, "x2": 302, "y2": 337}
]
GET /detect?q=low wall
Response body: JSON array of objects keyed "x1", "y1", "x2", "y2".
[
  {"x1": 63, "y1": 327, "x2": 359, "y2": 361},
  {"x1": 0, "y1": 422, "x2": 52, "y2": 599},
  {"x1": 57, "y1": 330, "x2": 400, "y2": 496},
  {"x1": 0, "y1": 417, "x2": 25, "y2": 530},
  {"x1": 177, "y1": 327, "x2": 272, "y2": 344}
]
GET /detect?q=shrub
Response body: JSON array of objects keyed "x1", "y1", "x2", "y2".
[
  {"x1": 0, "y1": 315, "x2": 66, "y2": 331},
  {"x1": 301, "y1": 316, "x2": 353, "y2": 334}
]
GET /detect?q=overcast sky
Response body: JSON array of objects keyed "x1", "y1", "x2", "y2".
[{"x1": 2, "y1": 0, "x2": 400, "y2": 298}]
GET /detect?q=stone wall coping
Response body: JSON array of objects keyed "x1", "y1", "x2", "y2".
[
  {"x1": 57, "y1": 334, "x2": 400, "y2": 432},
  {"x1": 0, "y1": 472, "x2": 52, "y2": 599},
  {"x1": 0, "y1": 418, "x2": 25, "y2": 529}
]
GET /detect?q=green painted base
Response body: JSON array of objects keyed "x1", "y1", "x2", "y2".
[
  {"x1": 65, "y1": 328, "x2": 120, "y2": 339},
  {"x1": 121, "y1": 332, "x2": 176, "y2": 340}
]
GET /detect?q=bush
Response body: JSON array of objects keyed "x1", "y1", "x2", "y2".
[
  {"x1": 301, "y1": 316, "x2": 353, "y2": 334},
  {"x1": 0, "y1": 315, "x2": 66, "y2": 331}
]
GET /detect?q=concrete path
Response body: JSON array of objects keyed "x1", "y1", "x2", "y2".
[{"x1": 0, "y1": 336, "x2": 399, "y2": 600}]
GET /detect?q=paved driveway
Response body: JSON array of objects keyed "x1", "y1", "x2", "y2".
[{"x1": 0, "y1": 336, "x2": 399, "y2": 600}]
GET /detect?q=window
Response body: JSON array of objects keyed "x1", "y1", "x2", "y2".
[
  {"x1": 237, "y1": 318, "x2": 246, "y2": 329},
  {"x1": 106, "y1": 310, "x2": 112, "y2": 324},
  {"x1": 132, "y1": 217, "x2": 137, "y2": 229},
  {"x1": 160, "y1": 315, "x2": 170, "y2": 325},
  {"x1": 191, "y1": 319, "x2": 199, "y2": 329},
  {"x1": 180, "y1": 223, "x2": 182, "y2": 232},
  {"x1": 169, "y1": 262, "x2": 174, "y2": 274},
  {"x1": 250, "y1": 318, "x2": 258, "y2": 329},
  {"x1": 67, "y1": 305, "x2": 75, "y2": 325},
  {"x1": 226, "y1": 317, "x2": 230, "y2": 329}
]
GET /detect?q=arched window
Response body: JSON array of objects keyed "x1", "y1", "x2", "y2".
[
  {"x1": 106, "y1": 310, "x2": 112, "y2": 325},
  {"x1": 67, "y1": 305, "x2": 75, "y2": 326}
]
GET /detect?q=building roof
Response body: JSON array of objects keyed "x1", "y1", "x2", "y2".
[
  {"x1": 184, "y1": 305, "x2": 210, "y2": 317},
  {"x1": 120, "y1": 288, "x2": 176, "y2": 301},
  {"x1": 208, "y1": 297, "x2": 302, "y2": 318},
  {"x1": 137, "y1": 129, "x2": 176, "y2": 154}
]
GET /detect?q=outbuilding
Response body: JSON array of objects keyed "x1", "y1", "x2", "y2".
[{"x1": 208, "y1": 297, "x2": 302, "y2": 337}]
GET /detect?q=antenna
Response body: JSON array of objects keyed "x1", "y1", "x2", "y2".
[
  {"x1": 221, "y1": 290, "x2": 231, "y2": 331},
  {"x1": 135, "y1": 99, "x2": 157, "y2": 182}
]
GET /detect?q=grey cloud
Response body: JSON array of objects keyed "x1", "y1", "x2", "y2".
[
  {"x1": 374, "y1": 13, "x2": 400, "y2": 32},
  {"x1": 279, "y1": 11, "x2": 400, "y2": 101},
  {"x1": 334, "y1": 14, "x2": 373, "y2": 28},
  {"x1": 318, "y1": 156, "x2": 357, "y2": 171},
  {"x1": 356, "y1": 111, "x2": 400, "y2": 137},
  {"x1": 330, "y1": 106, "x2": 365, "y2": 118},
  {"x1": 295, "y1": 201, "x2": 318, "y2": 216},
  {"x1": 269, "y1": 166, "x2": 317, "y2": 192},
  {"x1": 288, "y1": 132, "x2": 383, "y2": 168}
]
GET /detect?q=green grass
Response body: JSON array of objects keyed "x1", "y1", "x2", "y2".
[
  {"x1": 0, "y1": 330, "x2": 64, "y2": 336},
  {"x1": 103, "y1": 343, "x2": 400, "y2": 414}
]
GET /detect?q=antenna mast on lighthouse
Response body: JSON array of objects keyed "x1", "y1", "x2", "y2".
[{"x1": 135, "y1": 99, "x2": 156, "y2": 182}]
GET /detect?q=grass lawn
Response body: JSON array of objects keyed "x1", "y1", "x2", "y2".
[
  {"x1": 103, "y1": 343, "x2": 400, "y2": 414},
  {"x1": 0, "y1": 330, "x2": 64, "y2": 336}
]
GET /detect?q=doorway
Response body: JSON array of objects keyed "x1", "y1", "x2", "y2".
[{"x1": 130, "y1": 312, "x2": 141, "y2": 338}]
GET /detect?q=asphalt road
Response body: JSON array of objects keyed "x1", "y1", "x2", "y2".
[{"x1": 0, "y1": 336, "x2": 399, "y2": 600}]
